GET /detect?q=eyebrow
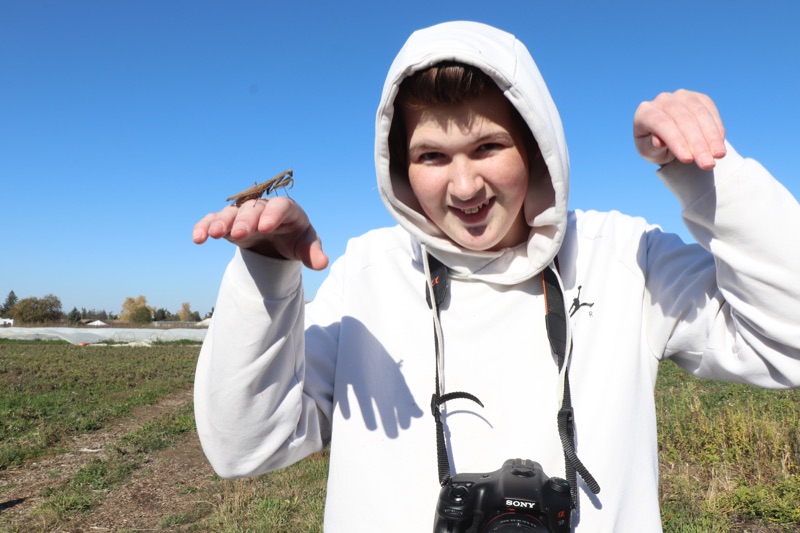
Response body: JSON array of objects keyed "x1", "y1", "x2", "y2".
[
  {"x1": 408, "y1": 131, "x2": 515, "y2": 155},
  {"x1": 407, "y1": 141, "x2": 442, "y2": 155}
]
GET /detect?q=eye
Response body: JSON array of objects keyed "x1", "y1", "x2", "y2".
[
  {"x1": 416, "y1": 151, "x2": 445, "y2": 163},
  {"x1": 476, "y1": 142, "x2": 504, "y2": 155}
]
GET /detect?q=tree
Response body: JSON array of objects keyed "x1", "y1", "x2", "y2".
[
  {"x1": 1, "y1": 290, "x2": 17, "y2": 317},
  {"x1": 10, "y1": 294, "x2": 63, "y2": 324},
  {"x1": 82, "y1": 308, "x2": 108, "y2": 321},
  {"x1": 129, "y1": 306, "x2": 152, "y2": 324},
  {"x1": 68, "y1": 307, "x2": 82, "y2": 324},
  {"x1": 178, "y1": 302, "x2": 196, "y2": 322},
  {"x1": 120, "y1": 295, "x2": 152, "y2": 323}
]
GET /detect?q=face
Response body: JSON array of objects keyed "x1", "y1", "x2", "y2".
[{"x1": 404, "y1": 91, "x2": 531, "y2": 252}]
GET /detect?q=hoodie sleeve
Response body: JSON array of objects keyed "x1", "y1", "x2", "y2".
[
  {"x1": 193, "y1": 247, "x2": 338, "y2": 478},
  {"x1": 643, "y1": 142, "x2": 800, "y2": 388}
]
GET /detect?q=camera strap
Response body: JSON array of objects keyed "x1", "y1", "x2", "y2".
[
  {"x1": 424, "y1": 249, "x2": 485, "y2": 486},
  {"x1": 541, "y1": 264, "x2": 601, "y2": 506},
  {"x1": 424, "y1": 250, "x2": 600, "y2": 508}
]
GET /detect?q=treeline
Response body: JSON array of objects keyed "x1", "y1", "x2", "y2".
[
  {"x1": 118, "y1": 295, "x2": 206, "y2": 324},
  {"x1": 0, "y1": 290, "x2": 211, "y2": 326}
]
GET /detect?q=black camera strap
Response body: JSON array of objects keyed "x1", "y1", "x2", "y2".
[
  {"x1": 541, "y1": 265, "x2": 601, "y2": 506},
  {"x1": 424, "y1": 251, "x2": 600, "y2": 508},
  {"x1": 424, "y1": 251, "x2": 485, "y2": 486}
]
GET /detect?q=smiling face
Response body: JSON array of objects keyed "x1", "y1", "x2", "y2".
[{"x1": 403, "y1": 89, "x2": 531, "y2": 252}]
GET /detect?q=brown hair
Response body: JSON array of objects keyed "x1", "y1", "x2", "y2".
[
  {"x1": 397, "y1": 61, "x2": 496, "y2": 108},
  {"x1": 388, "y1": 62, "x2": 536, "y2": 169}
]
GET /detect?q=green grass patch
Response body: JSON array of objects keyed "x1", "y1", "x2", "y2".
[
  {"x1": 2, "y1": 340, "x2": 799, "y2": 531},
  {"x1": 37, "y1": 402, "x2": 196, "y2": 520},
  {"x1": 0, "y1": 342, "x2": 199, "y2": 469},
  {"x1": 0, "y1": 338, "x2": 70, "y2": 345},
  {"x1": 206, "y1": 448, "x2": 329, "y2": 533},
  {"x1": 656, "y1": 360, "x2": 800, "y2": 532},
  {"x1": 151, "y1": 339, "x2": 204, "y2": 346}
]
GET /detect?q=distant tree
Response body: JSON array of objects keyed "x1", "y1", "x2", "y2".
[
  {"x1": 129, "y1": 306, "x2": 153, "y2": 324},
  {"x1": 1, "y1": 290, "x2": 17, "y2": 316},
  {"x1": 178, "y1": 302, "x2": 195, "y2": 322},
  {"x1": 68, "y1": 307, "x2": 82, "y2": 324},
  {"x1": 204, "y1": 307, "x2": 214, "y2": 319},
  {"x1": 82, "y1": 308, "x2": 108, "y2": 321},
  {"x1": 120, "y1": 295, "x2": 152, "y2": 323},
  {"x1": 189, "y1": 311, "x2": 201, "y2": 321},
  {"x1": 10, "y1": 294, "x2": 63, "y2": 324}
]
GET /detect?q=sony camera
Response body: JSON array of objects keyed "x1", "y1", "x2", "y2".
[{"x1": 433, "y1": 458, "x2": 572, "y2": 533}]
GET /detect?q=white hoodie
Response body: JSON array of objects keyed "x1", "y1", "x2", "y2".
[{"x1": 194, "y1": 21, "x2": 800, "y2": 532}]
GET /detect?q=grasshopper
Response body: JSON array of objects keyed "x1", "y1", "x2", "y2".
[{"x1": 226, "y1": 169, "x2": 294, "y2": 206}]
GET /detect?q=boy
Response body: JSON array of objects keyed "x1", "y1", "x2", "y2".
[{"x1": 192, "y1": 21, "x2": 800, "y2": 531}]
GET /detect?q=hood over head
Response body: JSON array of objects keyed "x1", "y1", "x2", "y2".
[{"x1": 375, "y1": 21, "x2": 569, "y2": 284}]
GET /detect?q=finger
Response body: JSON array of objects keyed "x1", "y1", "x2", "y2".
[
  {"x1": 667, "y1": 90, "x2": 724, "y2": 169},
  {"x1": 192, "y1": 215, "x2": 213, "y2": 244},
  {"x1": 294, "y1": 227, "x2": 329, "y2": 271},
  {"x1": 653, "y1": 90, "x2": 727, "y2": 170},
  {"x1": 687, "y1": 91, "x2": 726, "y2": 160},
  {"x1": 633, "y1": 101, "x2": 677, "y2": 166},
  {"x1": 635, "y1": 92, "x2": 715, "y2": 168},
  {"x1": 193, "y1": 206, "x2": 240, "y2": 243},
  {"x1": 255, "y1": 197, "x2": 298, "y2": 234},
  {"x1": 307, "y1": 243, "x2": 330, "y2": 271},
  {"x1": 229, "y1": 200, "x2": 269, "y2": 240}
]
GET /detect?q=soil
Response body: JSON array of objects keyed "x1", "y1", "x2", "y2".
[{"x1": 0, "y1": 388, "x2": 218, "y2": 532}]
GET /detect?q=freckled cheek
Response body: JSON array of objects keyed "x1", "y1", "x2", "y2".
[{"x1": 409, "y1": 171, "x2": 448, "y2": 210}]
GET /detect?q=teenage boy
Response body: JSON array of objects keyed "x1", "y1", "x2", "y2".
[{"x1": 192, "y1": 21, "x2": 800, "y2": 531}]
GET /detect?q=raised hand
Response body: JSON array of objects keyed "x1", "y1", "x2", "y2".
[
  {"x1": 633, "y1": 89, "x2": 727, "y2": 170},
  {"x1": 192, "y1": 197, "x2": 329, "y2": 271}
]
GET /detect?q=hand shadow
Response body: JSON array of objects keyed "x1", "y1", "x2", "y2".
[{"x1": 308, "y1": 316, "x2": 426, "y2": 439}]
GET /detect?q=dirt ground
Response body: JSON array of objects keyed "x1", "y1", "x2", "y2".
[{"x1": 0, "y1": 389, "x2": 218, "y2": 532}]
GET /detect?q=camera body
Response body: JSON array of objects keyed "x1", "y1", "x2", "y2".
[{"x1": 433, "y1": 458, "x2": 572, "y2": 533}]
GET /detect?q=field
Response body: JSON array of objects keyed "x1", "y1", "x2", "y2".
[{"x1": 0, "y1": 339, "x2": 798, "y2": 532}]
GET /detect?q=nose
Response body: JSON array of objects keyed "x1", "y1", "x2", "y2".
[{"x1": 448, "y1": 158, "x2": 484, "y2": 200}]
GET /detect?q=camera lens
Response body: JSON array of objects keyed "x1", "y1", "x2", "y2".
[{"x1": 481, "y1": 513, "x2": 549, "y2": 533}]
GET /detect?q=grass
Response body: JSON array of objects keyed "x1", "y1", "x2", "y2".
[
  {"x1": 37, "y1": 402, "x2": 196, "y2": 521},
  {"x1": 656, "y1": 360, "x2": 800, "y2": 532},
  {"x1": 0, "y1": 340, "x2": 198, "y2": 469},
  {"x1": 1, "y1": 340, "x2": 799, "y2": 531},
  {"x1": 205, "y1": 448, "x2": 329, "y2": 533}
]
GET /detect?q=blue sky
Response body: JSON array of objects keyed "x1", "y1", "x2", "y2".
[{"x1": 1, "y1": 0, "x2": 798, "y2": 318}]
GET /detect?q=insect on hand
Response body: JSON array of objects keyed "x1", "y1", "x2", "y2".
[{"x1": 226, "y1": 169, "x2": 294, "y2": 207}]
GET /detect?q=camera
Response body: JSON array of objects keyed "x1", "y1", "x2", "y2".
[{"x1": 433, "y1": 458, "x2": 572, "y2": 533}]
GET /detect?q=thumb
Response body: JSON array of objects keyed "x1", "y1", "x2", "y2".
[
  {"x1": 304, "y1": 240, "x2": 330, "y2": 271},
  {"x1": 295, "y1": 228, "x2": 329, "y2": 271}
]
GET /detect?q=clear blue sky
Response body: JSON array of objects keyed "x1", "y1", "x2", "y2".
[{"x1": 1, "y1": 0, "x2": 798, "y2": 317}]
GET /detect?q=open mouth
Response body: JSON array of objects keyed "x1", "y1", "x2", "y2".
[
  {"x1": 450, "y1": 198, "x2": 494, "y2": 224},
  {"x1": 460, "y1": 198, "x2": 491, "y2": 215}
]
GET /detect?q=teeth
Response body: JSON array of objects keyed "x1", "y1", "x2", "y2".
[{"x1": 462, "y1": 200, "x2": 488, "y2": 215}]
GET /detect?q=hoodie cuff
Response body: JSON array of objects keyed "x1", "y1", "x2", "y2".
[
  {"x1": 656, "y1": 140, "x2": 745, "y2": 211},
  {"x1": 227, "y1": 247, "x2": 303, "y2": 301}
]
